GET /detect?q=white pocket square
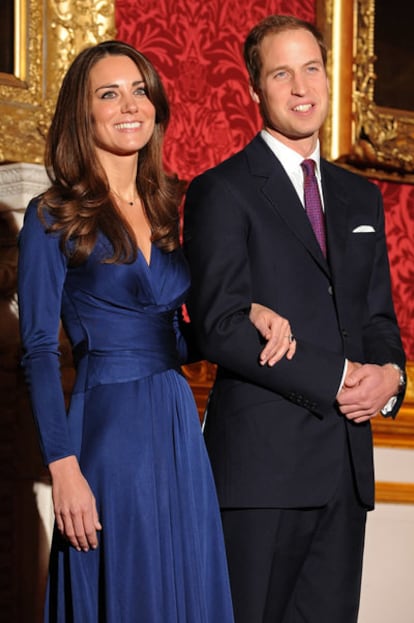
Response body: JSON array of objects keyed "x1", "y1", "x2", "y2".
[{"x1": 352, "y1": 225, "x2": 375, "y2": 233}]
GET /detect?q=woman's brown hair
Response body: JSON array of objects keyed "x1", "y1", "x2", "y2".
[{"x1": 41, "y1": 40, "x2": 183, "y2": 265}]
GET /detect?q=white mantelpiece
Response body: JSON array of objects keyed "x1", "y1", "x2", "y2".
[{"x1": 0, "y1": 163, "x2": 49, "y2": 222}]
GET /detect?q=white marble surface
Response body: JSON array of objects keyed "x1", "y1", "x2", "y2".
[
  {"x1": 374, "y1": 446, "x2": 414, "y2": 483},
  {"x1": 0, "y1": 162, "x2": 49, "y2": 213},
  {"x1": 359, "y1": 503, "x2": 414, "y2": 622}
]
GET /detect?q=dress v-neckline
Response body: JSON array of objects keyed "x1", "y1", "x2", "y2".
[{"x1": 139, "y1": 243, "x2": 153, "y2": 269}]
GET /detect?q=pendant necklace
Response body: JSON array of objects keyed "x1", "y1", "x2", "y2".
[{"x1": 111, "y1": 188, "x2": 138, "y2": 207}]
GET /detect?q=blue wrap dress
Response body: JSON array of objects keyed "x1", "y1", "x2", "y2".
[{"x1": 18, "y1": 199, "x2": 234, "y2": 623}]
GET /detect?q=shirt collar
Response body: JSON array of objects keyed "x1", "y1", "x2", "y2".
[{"x1": 260, "y1": 129, "x2": 321, "y2": 181}]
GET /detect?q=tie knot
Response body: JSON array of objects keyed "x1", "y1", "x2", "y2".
[{"x1": 301, "y1": 159, "x2": 316, "y2": 178}]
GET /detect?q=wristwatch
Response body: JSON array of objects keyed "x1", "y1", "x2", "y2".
[
  {"x1": 380, "y1": 363, "x2": 405, "y2": 417},
  {"x1": 388, "y1": 363, "x2": 406, "y2": 394}
]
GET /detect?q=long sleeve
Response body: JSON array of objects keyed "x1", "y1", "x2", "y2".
[
  {"x1": 18, "y1": 200, "x2": 75, "y2": 465},
  {"x1": 361, "y1": 186, "x2": 406, "y2": 417},
  {"x1": 362, "y1": 187, "x2": 405, "y2": 368},
  {"x1": 183, "y1": 170, "x2": 345, "y2": 417}
]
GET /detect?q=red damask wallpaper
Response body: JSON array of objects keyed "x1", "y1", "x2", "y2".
[
  {"x1": 115, "y1": 0, "x2": 414, "y2": 359},
  {"x1": 116, "y1": 0, "x2": 315, "y2": 179},
  {"x1": 379, "y1": 181, "x2": 414, "y2": 358}
]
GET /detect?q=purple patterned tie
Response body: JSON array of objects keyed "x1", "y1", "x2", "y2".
[{"x1": 301, "y1": 159, "x2": 327, "y2": 257}]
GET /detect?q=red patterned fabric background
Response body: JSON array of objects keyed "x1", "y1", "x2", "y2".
[
  {"x1": 379, "y1": 181, "x2": 414, "y2": 358},
  {"x1": 115, "y1": 0, "x2": 414, "y2": 360}
]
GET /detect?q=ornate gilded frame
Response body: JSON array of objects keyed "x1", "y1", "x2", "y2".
[
  {"x1": 317, "y1": 0, "x2": 414, "y2": 184},
  {"x1": 0, "y1": 0, "x2": 116, "y2": 164}
]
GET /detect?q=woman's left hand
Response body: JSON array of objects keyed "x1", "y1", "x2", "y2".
[{"x1": 249, "y1": 303, "x2": 296, "y2": 366}]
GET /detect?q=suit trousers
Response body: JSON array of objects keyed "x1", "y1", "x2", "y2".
[{"x1": 221, "y1": 444, "x2": 367, "y2": 623}]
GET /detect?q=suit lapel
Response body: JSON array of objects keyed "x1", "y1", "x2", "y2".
[
  {"x1": 246, "y1": 137, "x2": 330, "y2": 276},
  {"x1": 320, "y1": 160, "x2": 349, "y2": 278}
]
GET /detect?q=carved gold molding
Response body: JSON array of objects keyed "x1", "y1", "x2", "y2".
[
  {"x1": 182, "y1": 361, "x2": 217, "y2": 420},
  {"x1": 0, "y1": 0, "x2": 116, "y2": 165},
  {"x1": 371, "y1": 361, "x2": 414, "y2": 449},
  {"x1": 376, "y1": 481, "x2": 414, "y2": 504},
  {"x1": 317, "y1": 0, "x2": 414, "y2": 183}
]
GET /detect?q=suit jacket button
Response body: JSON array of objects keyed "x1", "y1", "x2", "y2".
[{"x1": 328, "y1": 285, "x2": 333, "y2": 295}]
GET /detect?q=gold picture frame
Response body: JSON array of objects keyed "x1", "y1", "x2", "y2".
[
  {"x1": 317, "y1": 0, "x2": 414, "y2": 450},
  {"x1": 0, "y1": 0, "x2": 27, "y2": 84},
  {"x1": 317, "y1": 0, "x2": 414, "y2": 184},
  {"x1": 0, "y1": 0, "x2": 116, "y2": 164}
]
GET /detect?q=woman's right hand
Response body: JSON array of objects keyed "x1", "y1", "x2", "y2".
[
  {"x1": 249, "y1": 303, "x2": 296, "y2": 366},
  {"x1": 48, "y1": 455, "x2": 102, "y2": 552}
]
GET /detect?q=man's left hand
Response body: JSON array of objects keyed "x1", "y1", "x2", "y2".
[{"x1": 337, "y1": 363, "x2": 401, "y2": 423}]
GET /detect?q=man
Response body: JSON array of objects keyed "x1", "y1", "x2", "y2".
[{"x1": 183, "y1": 14, "x2": 406, "y2": 623}]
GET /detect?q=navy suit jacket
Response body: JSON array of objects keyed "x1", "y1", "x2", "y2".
[{"x1": 183, "y1": 134, "x2": 405, "y2": 510}]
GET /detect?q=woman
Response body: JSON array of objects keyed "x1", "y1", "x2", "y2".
[{"x1": 18, "y1": 41, "x2": 295, "y2": 622}]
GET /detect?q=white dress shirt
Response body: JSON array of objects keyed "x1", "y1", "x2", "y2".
[{"x1": 260, "y1": 129, "x2": 325, "y2": 211}]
